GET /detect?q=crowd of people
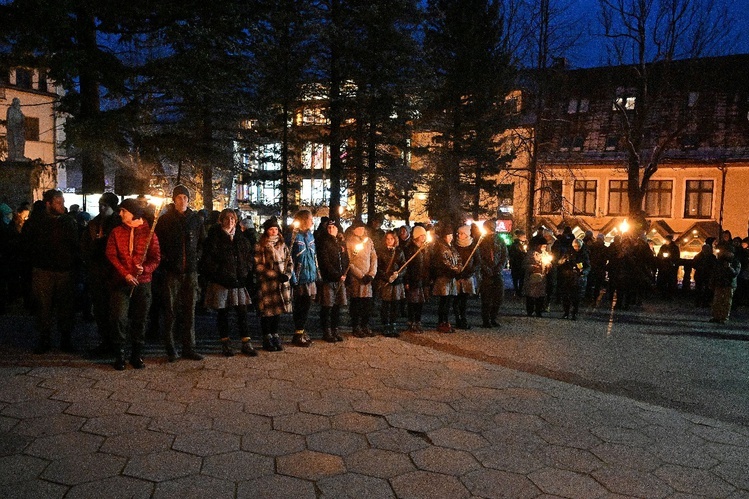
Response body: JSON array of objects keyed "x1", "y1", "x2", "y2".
[{"x1": 0, "y1": 186, "x2": 744, "y2": 371}]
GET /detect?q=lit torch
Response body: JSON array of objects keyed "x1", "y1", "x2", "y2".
[
  {"x1": 400, "y1": 231, "x2": 434, "y2": 272},
  {"x1": 459, "y1": 223, "x2": 487, "y2": 272},
  {"x1": 619, "y1": 219, "x2": 630, "y2": 234},
  {"x1": 541, "y1": 252, "x2": 554, "y2": 267}
]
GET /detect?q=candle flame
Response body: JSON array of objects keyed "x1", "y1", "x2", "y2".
[
  {"x1": 541, "y1": 253, "x2": 553, "y2": 265},
  {"x1": 426, "y1": 231, "x2": 433, "y2": 243},
  {"x1": 619, "y1": 219, "x2": 630, "y2": 233}
]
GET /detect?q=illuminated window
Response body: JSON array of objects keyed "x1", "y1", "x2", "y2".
[
  {"x1": 608, "y1": 180, "x2": 629, "y2": 215},
  {"x1": 301, "y1": 143, "x2": 329, "y2": 170},
  {"x1": 573, "y1": 180, "x2": 596, "y2": 215},
  {"x1": 684, "y1": 180, "x2": 713, "y2": 219},
  {"x1": 301, "y1": 178, "x2": 330, "y2": 205},
  {"x1": 644, "y1": 180, "x2": 672, "y2": 217},
  {"x1": 540, "y1": 180, "x2": 563, "y2": 214},
  {"x1": 249, "y1": 144, "x2": 281, "y2": 172},
  {"x1": 613, "y1": 96, "x2": 636, "y2": 111}
]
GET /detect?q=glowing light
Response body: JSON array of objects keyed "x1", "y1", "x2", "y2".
[
  {"x1": 619, "y1": 219, "x2": 630, "y2": 233},
  {"x1": 541, "y1": 253, "x2": 553, "y2": 266},
  {"x1": 684, "y1": 238, "x2": 689, "y2": 243},
  {"x1": 662, "y1": 252, "x2": 670, "y2": 258},
  {"x1": 426, "y1": 231, "x2": 433, "y2": 244},
  {"x1": 479, "y1": 224, "x2": 488, "y2": 236},
  {"x1": 292, "y1": 220, "x2": 300, "y2": 229},
  {"x1": 692, "y1": 229, "x2": 698, "y2": 235},
  {"x1": 338, "y1": 206, "x2": 345, "y2": 215}
]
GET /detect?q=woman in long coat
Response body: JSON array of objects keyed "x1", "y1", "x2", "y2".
[
  {"x1": 431, "y1": 224, "x2": 462, "y2": 333},
  {"x1": 403, "y1": 226, "x2": 430, "y2": 333},
  {"x1": 523, "y1": 234, "x2": 552, "y2": 317},
  {"x1": 254, "y1": 217, "x2": 292, "y2": 351},
  {"x1": 201, "y1": 209, "x2": 257, "y2": 356},
  {"x1": 375, "y1": 230, "x2": 406, "y2": 337},
  {"x1": 346, "y1": 220, "x2": 377, "y2": 337}
]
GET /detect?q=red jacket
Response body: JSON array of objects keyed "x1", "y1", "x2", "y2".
[{"x1": 106, "y1": 221, "x2": 160, "y2": 284}]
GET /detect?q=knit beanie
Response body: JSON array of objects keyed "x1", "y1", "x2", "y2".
[
  {"x1": 172, "y1": 184, "x2": 190, "y2": 200},
  {"x1": 412, "y1": 226, "x2": 426, "y2": 239},
  {"x1": 119, "y1": 198, "x2": 144, "y2": 219}
]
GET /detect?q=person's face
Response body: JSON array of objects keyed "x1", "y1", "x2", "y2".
[
  {"x1": 399, "y1": 228, "x2": 409, "y2": 240},
  {"x1": 385, "y1": 233, "x2": 397, "y2": 248},
  {"x1": 444, "y1": 234, "x2": 453, "y2": 244},
  {"x1": 221, "y1": 213, "x2": 237, "y2": 231},
  {"x1": 173, "y1": 194, "x2": 189, "y2": 213},
  {"x1": 99, "y1": 203, "x2": 114, "y2": 217},
  {"x1": 327, "y1": 224, "x2": 338, "y2": 237},
  {"x1": 266, "y1": 226, "x2": 279, "y2": 238},
  {"x1": 457, "y1": 230, "x2": 469, "y2": 241},
  {"x1": 353, "y1": 226, "x2": 365, "y2": 238},
  {"x1": 572, "y1": 240, "x2": 581, "y2": 251},
  {"x1": 414, "y1": 234, "x2": 426, "y2": 246},
  {"x1": 119, "y1": 208, "x2": 134, "y2": 224},
  {"x1": 47, "y1": 196, "x2": 65, "y2": 216}
]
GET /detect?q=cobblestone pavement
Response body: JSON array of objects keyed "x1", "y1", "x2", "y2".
[{"x1": 0, "y1": 295, "x2": 748, "y2": 498}]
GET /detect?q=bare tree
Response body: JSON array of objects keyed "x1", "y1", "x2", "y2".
[{"x1": 599, "y1": 0, "x2": 733, "y2": 228}]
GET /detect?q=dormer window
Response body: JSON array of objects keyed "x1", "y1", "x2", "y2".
[{"x1": 613, "y1": 96, "x2": 636, "y2": 111}]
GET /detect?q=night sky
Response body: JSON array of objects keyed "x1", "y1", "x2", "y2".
[{"x1": 567, "y1": 0, "x2": 749, "y2": 68}]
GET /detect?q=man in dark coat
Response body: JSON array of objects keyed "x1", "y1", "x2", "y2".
[
  {"x1": 155, "y1": 185, "x2": 206, "y2": 361},
  {"x1": 22, "y1": 189, "x2": 79, "y2": 353}
]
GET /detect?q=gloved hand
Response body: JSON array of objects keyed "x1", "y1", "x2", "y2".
[
  {"x1": 362, "y1": 275, "x2": 373, "y2": 284},
  {"x1": 278, "y1": 273, "x2": 290, "y2": 283}
]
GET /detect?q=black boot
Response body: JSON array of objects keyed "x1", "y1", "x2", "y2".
[
  {"x1": 262, "y1": 334, "x2": 274, "y2": 352},
  {"x1": 113, "y1": 350, "x2": 126, "y2": 371},
  {"x1": 130, "y1": 344, "x2": 145, "y2": 369},
  {"x1": 221, "y1": 338, "x2": 235, "y2": 357},
  {"x1": 322, "y1": 328, "x2": 336, "y2": 343}
]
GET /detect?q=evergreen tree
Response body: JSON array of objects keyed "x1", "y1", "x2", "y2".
[{"x1": 422, "y1": 0, "x2": 518, "y2": 225}]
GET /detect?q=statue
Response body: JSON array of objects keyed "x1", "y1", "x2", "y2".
[{"x1": 6, "y1": 98, "x2": 26, "y2": 161}]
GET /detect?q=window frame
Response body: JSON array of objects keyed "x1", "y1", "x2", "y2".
[
  {"x1": 607, "y1": 180, "x2": 629, "y2": 216},
  {"x1": 684, "y1": 180, "x2": 713, "y2": 219},
  {"x1": 644, "y1": 180, "x2": 673, "y2": 217},
  {"x1": 539, "y1": 180, "x2": 563, "y2": 215},
  {"x1": 573, "y1": 180, "x2": 597, "y2": 216}
]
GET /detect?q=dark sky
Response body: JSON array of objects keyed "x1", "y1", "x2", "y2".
[{"x1": 568, "y1": 0, "x2": 749, "y2": 68}]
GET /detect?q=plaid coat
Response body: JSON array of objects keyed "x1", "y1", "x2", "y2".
[{"x1": 254, "y1": 236, "x2": 293, "y2": 317}]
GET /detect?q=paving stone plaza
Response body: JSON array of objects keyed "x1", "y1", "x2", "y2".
[{"x1": 0, "y1": 296, "x2": 748, "y2": 498}]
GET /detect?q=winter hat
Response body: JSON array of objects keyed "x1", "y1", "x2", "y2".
[
  {"x1": 119, "y1": 198, "x2": 144, "y2": 219},
  {"x1": 99, "y1": 192, "x2": 119, "y2": 210},
  {"x1": 435, "y1": 223, "x2": 454, "y2": 238},
  {"x1": 457, "y1": 225, "x2": 472, "y2": 238},
  {"x1": 350, "y1": 219, "x2": 367, "y2": 229},
  {"x1": 172, "y1": 184, "x2": 191, "y2": 200},
  {"x1": 262, "y1": 216, "x2": 281, "y2": 233},
  {"x1": 530, "y1": 234, "x2": 548, "y2": 248},
  {"x1": 412, "y1": 226, "x2": 427, "y2": 239}
]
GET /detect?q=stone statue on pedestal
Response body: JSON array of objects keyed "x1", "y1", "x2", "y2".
[{"x1": 6, "y1": 98, "x2": 26, "y2": 161}]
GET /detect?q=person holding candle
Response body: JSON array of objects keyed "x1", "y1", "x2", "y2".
[
  {"x1": 557, "y1": 238, "x2": 590, "y2": 320},
  {"x1": 523, "y1": 234, "x2": 552, "y2": 317},
  {"x1": 346, "y1": 220, "x2": 377, "y2": 337},
  {"x1": 289, "y1": 210, "x2": 318, "y2": 347}
]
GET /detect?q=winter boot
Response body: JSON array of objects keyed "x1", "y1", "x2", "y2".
[
  {"x1": 113, "y1": 349, "x2": 127, "y2": 371},
  {"x1": 262, "y1": 334, "x2": 275, "y2": 352},
  {"x1": 322, "y1": 328, "x2": 336, "y2": 343},
  {"x1": 332, "y1": 328, "x2": 344, "y2": 342},
  {"x1": 221, "y1": 338, "x2": 235, "y2": 357},
  {"x1": 271, "y1": 334, "x2": 284, "y2": 351},
  {"x1": 129, "y1": 344, "x2": 145, "y2": 369}
]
